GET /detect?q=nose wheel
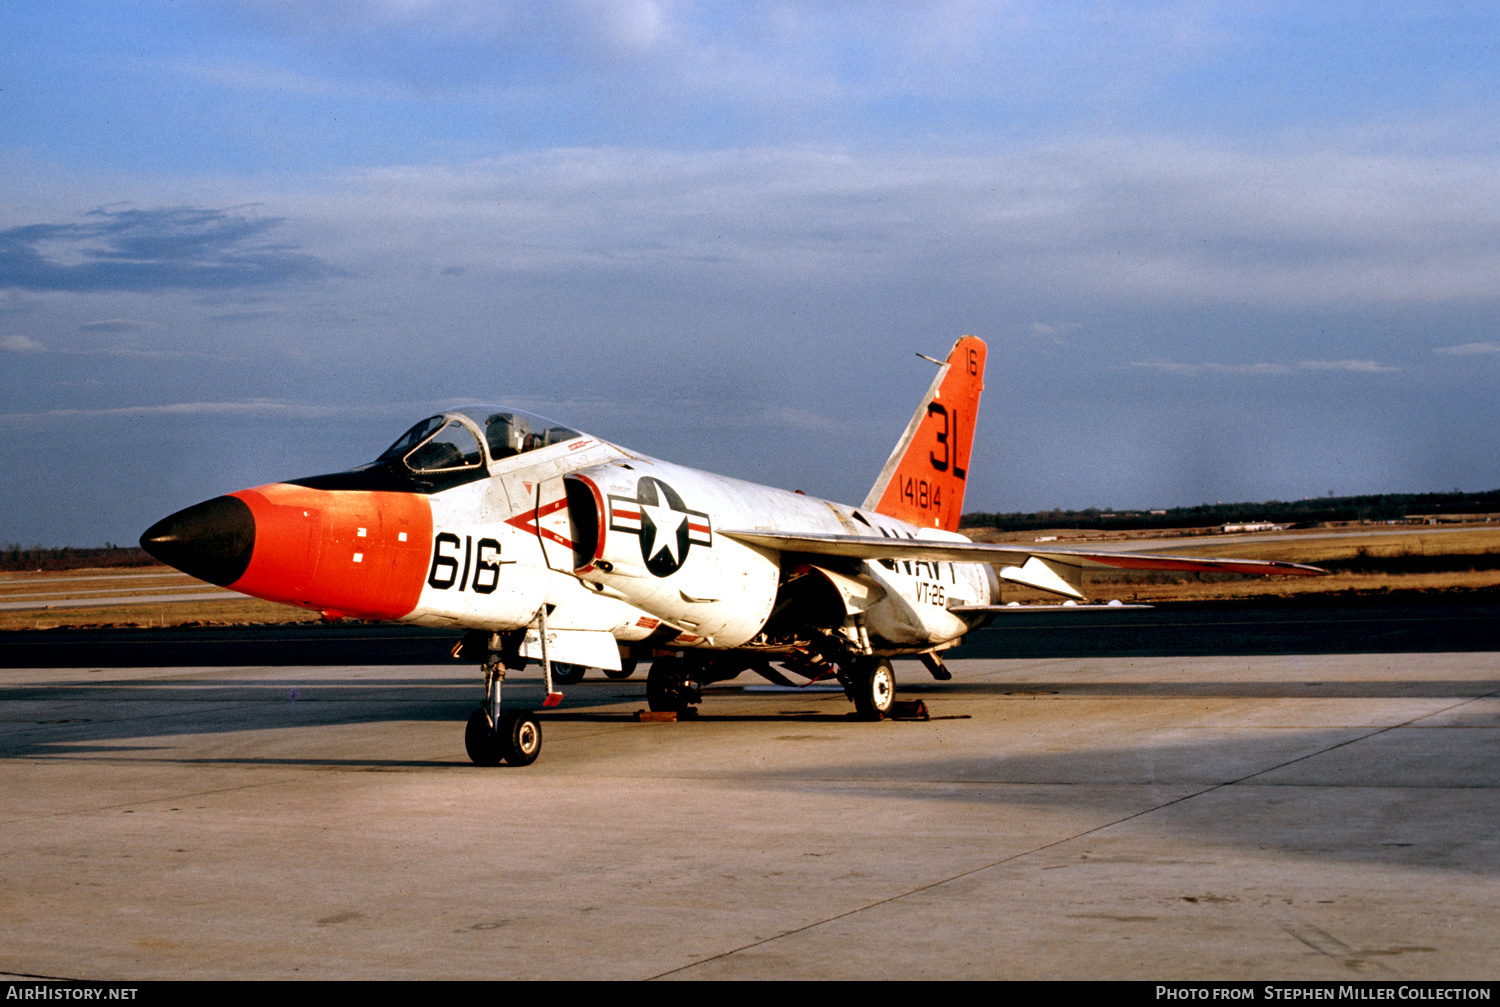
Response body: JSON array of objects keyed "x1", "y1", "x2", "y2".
[
  {"x1": 464, "y1": 642, "x2": 544, "y2": 767},
  {"x1": 466, "y1": 708, "x2": 542, "y2": 767}
]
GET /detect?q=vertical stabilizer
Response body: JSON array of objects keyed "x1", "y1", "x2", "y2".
[{"x1": 862, "y1": 335, "x2": 986, "y2": 532}]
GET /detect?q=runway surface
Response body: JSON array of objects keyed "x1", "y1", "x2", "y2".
[{"x1": 2, "y1": 607, "x2": 1496, "y2": 980}]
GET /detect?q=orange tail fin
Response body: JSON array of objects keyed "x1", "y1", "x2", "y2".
[{"x1": 862, "y1": 335, "x2": 986, "y2": 532}]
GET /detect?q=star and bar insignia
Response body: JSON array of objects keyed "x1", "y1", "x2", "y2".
[{"x1": 608, "y1": 477, "x2": 711, "y2": 577}]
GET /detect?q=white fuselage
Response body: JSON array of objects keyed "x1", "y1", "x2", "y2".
[{"x1": 401, "y1": 434, "x2": 996, "y2": 657}]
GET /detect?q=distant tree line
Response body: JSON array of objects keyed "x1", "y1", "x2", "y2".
[
  {"x1": 961, "y1": 488, "x2": 1500, "y2": 533},
  {"x1": 0, "y1": 543, "x2": 159, "y2": 572}
]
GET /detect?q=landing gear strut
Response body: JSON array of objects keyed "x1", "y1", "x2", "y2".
[
  {"x1": 463, "y1": 636, "x2": 543, "y2": 767},
  {"x1": 842, "y1": 656, "x2": 896, "y2": 719}
]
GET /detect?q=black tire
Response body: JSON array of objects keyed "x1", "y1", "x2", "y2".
[
  {"x1": 551, "y1": 662, "x2": 586, "y2": 685},
  {"x1": 464, "y1": 709, "x2": 503, "y2": 766},
  {"x1": 498, "y1": 710, "x2": 542, "y2": 766},
  {"x1": 849, "y1": 657, "x2": 897, "y2": 719},
  {"x1": 603, "y1": 657, "x2": 638, "y2": 680},
  {"x1": 646, "y1": 656, "x2": 697, "y2": 712}
]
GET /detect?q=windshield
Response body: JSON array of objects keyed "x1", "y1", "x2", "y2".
[
  {"x1": 376, "y1": 415, "x2": 483, "y2": 473},
  {"x1": 377, "y1": 416, "x2": 446, "y2": 462},
  {"x1": 406, "y1": 420, "x2": 484, "y2": 472}
]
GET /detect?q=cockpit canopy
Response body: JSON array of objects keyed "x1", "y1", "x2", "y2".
[
  {"x1": 290, "y1": 406, "x2": 588, "y2": 494},
  {"x1": 377, "y1": 407, "x2": 585, "y2": 474}
]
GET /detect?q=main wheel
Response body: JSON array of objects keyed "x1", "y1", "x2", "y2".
[
  {"x1": 646, "y1": 656, "x2": 698, "y2": 712},
  {"x1": 465, "y1": 709, "x2": 503, "y2": 766},
  {"x1": 603, "y1": 657, "x2": 638, "y2": 680},
  {"x1": 848, "y1": 657, "x2": 896, "y2": 719},
  {"x1": 551, "y1": 662, "x2": 586, "y2": 685},
  {"x1": 498, "y1": 710, "x2": 542, "y2": 766}
]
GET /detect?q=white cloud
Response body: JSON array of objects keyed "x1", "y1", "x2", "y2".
[
  {"x1": 0, "y1": 398, "x2": 451, "y2": 425},
  {"x1": 1132, "y1": 360, "x2": 1290, "y2": 377},
  {"x1": 225, "y1": 1, "x2": 1249, "y2": 106},
  {"x1": 1295, "y1": 359, "x2": 1398, "y2": 373},
  {"x1": 157, "y1": 57, "x2": 413, "y2": 101},
  {"x1": 1434, "y1": 341, "x2": 1500, "y2": 356},
  {"x1": 1028, "y1": 321, "x2": 1083, "y2": 343},
  {"x1": 282, "y1": 137, "x2": 1500, "y2": 309},
  {"x1": 0, "y1": 399, "x2": 344, "y2": 422},
  {"x1": 1132, "y1": 358, "x2": 1396, "y2": 377},
  {"x1": 0, "y1": 335, "x2": 46, "y2": 352},
  {"x1": 80, "y1": 318, "x2": 157, "y2": 332}
]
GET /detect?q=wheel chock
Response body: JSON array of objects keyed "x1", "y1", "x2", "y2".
[
  {"x1": 890, "y1": 700, "x2": 930, "y2": 721},
  {"x1": 635, "y1": 709, "x2": 677, "y2": 722}
]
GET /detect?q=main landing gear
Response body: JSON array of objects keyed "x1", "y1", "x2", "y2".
[
  {"x1": 551, "y1": 662, "x2": 587, "y2": 685},
  {"x1": 840, "y1": 655, "x2": 896, "y2": 719},
  {"x1": 604, "y1": 656, "x2": 639, "y2": 681},
  {"x1": 541, "y1": 656, "x2": 639, "y2": 685},
  {"x1": 646, "y1": 654, "x2": 701, "y2": 714},
  {"x1": 645, "y1": 650, "x2": 901, "y2": 720}
]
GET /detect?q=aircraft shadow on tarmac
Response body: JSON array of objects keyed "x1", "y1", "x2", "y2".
[{"x1": 4, "y1": 673, "x2": 1496, "y2": 754}]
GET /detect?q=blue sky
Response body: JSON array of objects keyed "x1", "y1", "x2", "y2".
[{"x1": 2, "y1": 1, "x2": 1498, "y2": 545}]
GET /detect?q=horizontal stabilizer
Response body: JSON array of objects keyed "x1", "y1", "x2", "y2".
[
  {"x1": 999, "y1": 555, "x2": 1084, "y2": 600},
  {"x1": 720, "y1": 529, "x2": 1326, "y2": 577}
]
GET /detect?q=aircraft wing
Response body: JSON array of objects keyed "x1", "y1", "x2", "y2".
[{"x1": 718, "y1": 529, "x2": 1327, "y2": 577}]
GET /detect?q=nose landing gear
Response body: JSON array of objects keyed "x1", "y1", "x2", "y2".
[
  {"x1": 460, "y1": 631, "x2": 543, "y2": 767},
  {"x1": 465, "y1": 707, "x2": 542, "y2": 767}
]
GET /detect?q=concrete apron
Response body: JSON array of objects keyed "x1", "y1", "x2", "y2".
[{"x1": 1, "y1": 653, "x2": 1495, "y2": 980}]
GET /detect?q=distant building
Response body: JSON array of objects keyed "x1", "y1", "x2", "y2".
[{"x1": 1220, "y1": 522, "x2": 1288, "y2": 533}]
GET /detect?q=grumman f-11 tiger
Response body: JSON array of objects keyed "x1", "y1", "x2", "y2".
[{"x1": 141, "y1": 336, "x2": 1324, "y2": 766}]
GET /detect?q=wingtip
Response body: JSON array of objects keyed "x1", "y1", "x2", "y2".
[{"x1": 1281, "y1": 562, "x2": 1331, "y2": 576}]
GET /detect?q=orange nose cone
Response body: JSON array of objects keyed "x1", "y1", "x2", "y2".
[
  {"x1": 140, "y1": 496, "x2": 256, "y2": 586},
  {"x1": 145, "y1": 483, "x2": 433, "y2": 620},
  {"x1": 228, "y1": 483, "x2": 433, "y2": 620}
]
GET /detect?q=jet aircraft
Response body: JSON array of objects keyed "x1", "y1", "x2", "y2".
[{"x1": 141, "y1": 336, "x2": 1324, "y2": 766}]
